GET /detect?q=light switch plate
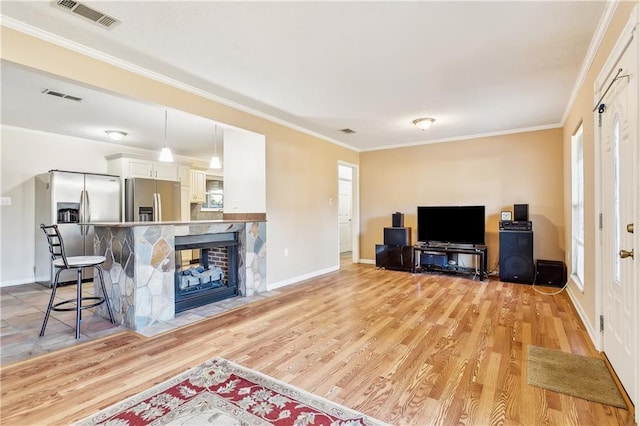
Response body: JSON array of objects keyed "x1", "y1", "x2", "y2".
[{"x1": 0, "y1": 197, "x2": 11, "y2": 206}]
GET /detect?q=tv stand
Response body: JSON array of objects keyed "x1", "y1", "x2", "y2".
[{"x1": 413, "y1": 243, "x2": 487, "y2": 281}]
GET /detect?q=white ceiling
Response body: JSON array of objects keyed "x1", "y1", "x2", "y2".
[{"x1": 1, "y1": 1, "x2": 607, "y2": 158}]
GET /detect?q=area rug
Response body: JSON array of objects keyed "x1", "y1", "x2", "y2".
[
  {"x1": 527, "y1": 345, "x2": 626, "y2": 408},
  {"x1": 76, "y1": 357, "x2": 388, "y2": 425}
]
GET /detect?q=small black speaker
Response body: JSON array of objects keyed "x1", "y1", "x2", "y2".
[
  {"x1": 514, "y1": 204, "x2": 529, "y2": 222},
  {"x1": 536, "y1": 260, "x2": 567, "y2": 287},
  {"x1": 384, "y1": 227, "x2": 410, "y2": 246},
  {"x1": 499, "y1": 230, "x2": 534, "y2": 284},
  {"x1": 392, "y1": 212, "x2": 404, "y2": 227}
]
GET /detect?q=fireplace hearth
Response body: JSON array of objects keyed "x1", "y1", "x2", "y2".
[{"x1": 174, "y1": 232, "x2": 238, "y2": 313}]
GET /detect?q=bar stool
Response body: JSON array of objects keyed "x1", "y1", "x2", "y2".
[{"x1": 40, "y1": 224, "x2": 115, "y2": 339}]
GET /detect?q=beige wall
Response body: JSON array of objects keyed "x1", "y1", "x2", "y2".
[
  {"x1": 0, "y1": 27, "x2": 359, "y2": 287},
  {"x1": 561, "y1": 1, "x2": 637, "y2": 334},
  {"x1": 360, "y1": 129, "x2": 565, "y2": 270}
]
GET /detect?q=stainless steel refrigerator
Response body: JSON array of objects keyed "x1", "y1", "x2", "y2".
[
  {"x1": 124, "y1": 178, "x2": 180, "y2": 222},
  {"x1": 35, "y1": 170, "x2": 121, "y2": 286}
]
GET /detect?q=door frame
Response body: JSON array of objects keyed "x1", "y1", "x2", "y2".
[
  {"x1": 337, "y1": 161, "x2": 360, "y2": 264},
  {"x1": 593, "y1": 4, "x2": 639, "y2": 415}
]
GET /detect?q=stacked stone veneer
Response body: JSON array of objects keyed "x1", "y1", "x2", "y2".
[{"x1": 93, "y1": 221, "x2": 266, "y2": 330}]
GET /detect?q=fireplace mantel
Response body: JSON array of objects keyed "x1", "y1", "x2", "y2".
[{"x1": 91, "y1": 220, "x2": 266, "y2": 330}]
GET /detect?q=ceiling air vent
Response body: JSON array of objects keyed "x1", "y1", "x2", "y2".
[
  {"x1": 54, "y1": 0, "x2": 120, "y2": 29},
  {"x1": 42, "y1": 89, "x2": 83, "y2": 102},
  {"x1": 340, "y1": 128, "x2": 356, "y2": 134}
]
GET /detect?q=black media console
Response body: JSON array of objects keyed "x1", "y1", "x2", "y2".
[{"x1": 413, "y1": 243, "x2": 487, "y2": 281}]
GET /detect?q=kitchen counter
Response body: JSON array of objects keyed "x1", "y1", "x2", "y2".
[{"x1": 90, "y1": 220, "x2": 267, "y2": 330}]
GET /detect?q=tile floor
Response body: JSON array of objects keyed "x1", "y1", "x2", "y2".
[{"x1": 0, "y1": 281, "x2": 281, "y2": 366}]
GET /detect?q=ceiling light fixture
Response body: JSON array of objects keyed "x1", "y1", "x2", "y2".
[
  {"x1": 105, "y1": 130, "x2": 127, "y2": 141},
  {"x1": 158, "y1": 110, "x2": 174, "y2": 162},
  {"x1": 413, "y1": 117, "x2": 436, "y2": 130},
  {"x1": 209, "y1": 124, "x2": 222, "y2": 169}
]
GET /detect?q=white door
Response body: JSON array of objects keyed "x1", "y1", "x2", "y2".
[
  {"x1": 599, "y1": 26, "x2": 637, "y2": 403},
  {"x1": 338, "y1": 166, "x2": 353, "y2": 254}
]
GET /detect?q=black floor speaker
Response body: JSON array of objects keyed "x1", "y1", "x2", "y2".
[
  {"x1": 375, "y1": 245, "x2": 413, "y2": 271},
  {"x1": 384, "y1": 227, "x2": 411, "y2": 246},
  {"x1": 499, "y1": 230, "x2": 534, "y2": 284},
  {"x1": 535, "y1": 260, "x2": 567, "y2": 287}
]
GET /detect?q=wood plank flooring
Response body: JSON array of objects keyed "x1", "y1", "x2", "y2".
[{"x1": 1, "y1": 262, "x2": 633, "y2": 425}]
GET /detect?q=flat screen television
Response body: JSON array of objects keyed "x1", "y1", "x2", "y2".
[{"x1": 417, "y1": 205, "x2": 486, "y2": 246}]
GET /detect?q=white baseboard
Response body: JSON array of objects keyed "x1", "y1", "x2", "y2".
[
  {"x1": 0, "y1": 277, "x2": 37, "y2": 287},
  {"x1": 268, "y1": 265, "x2": 339, "y2": 291},
  {"x1": 566, "y1": 283, "x2": 600, "y2": 350},
  {"x1": 359, "y1": 258, "x2": 375, "y2": 265}
]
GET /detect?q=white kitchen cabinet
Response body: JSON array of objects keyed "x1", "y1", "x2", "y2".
[
  {"x1": 154, "y1": 162, "x2": 179, "y2": 181},
  {"x1": 106, "y1": 154, "x2": 179, "y2": 182},
  {"x1": 178, "y1": 165, "x2": 191, "y2": 188},
  {"x1": 190, "y1": 169, "x2": 206, "y2": 203}
]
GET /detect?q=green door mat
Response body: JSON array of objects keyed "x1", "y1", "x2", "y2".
[{"x1": 527, "y1": 345, "x2": 627, "y2": 408}]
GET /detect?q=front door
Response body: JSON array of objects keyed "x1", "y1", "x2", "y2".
[{"x1": 599, "y1": 19, "x2": 637, "y2": 403}]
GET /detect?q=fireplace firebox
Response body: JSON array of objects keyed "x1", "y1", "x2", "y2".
[{"x1": 174, "y1": 232, "x2": 238, "y2": 313}]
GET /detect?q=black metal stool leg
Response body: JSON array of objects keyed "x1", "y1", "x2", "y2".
[
  {"x1": 76, "y1": 268, "x2": 82, "y2": 339},
  {"x1": 40, "y1": 268, "x2": 63, "y2": 337},
  {"x1": 96, "y1": 265, "x2": 115, "y2": 324}
]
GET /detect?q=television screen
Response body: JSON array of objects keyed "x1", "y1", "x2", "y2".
[{"x1": 417, "y1": 205, "x2": 486, "y2": 245}]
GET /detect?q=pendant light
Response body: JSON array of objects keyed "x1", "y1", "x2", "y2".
[
  {"x1": 158, "y1": 110, "x2": 174, "y2": 162},
  {"x1": 209, "y1": 124, "x2": 222, "y2": 169}
]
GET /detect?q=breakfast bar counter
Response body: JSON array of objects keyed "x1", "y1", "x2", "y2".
[{"x1": 89, "y1": 220, "x2": 266, "y2": 330}]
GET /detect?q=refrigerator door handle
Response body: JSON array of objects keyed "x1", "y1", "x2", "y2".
[
  {"x1": 79, "y1": 190, "x2": 88, "y2": 236},
  {"x1": 156, "y1": 193, "x2": 162, "y2": 222},
  {"x1": 85, "y1": 190, "x2": 92, "y2": 223}
]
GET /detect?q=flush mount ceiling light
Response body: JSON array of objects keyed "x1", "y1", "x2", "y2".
[
  {"x1": 413, "y1": 117, "x2": 436, "y2": 130},
  {"x1": 104, "y1": 130, "x2": 127, "y2": 141},
  {"x1": 209, "y1": 124, "x2": 222, "y2": 169},
  {"x1": 158, "y1": 110, "x2": 174, "y2": 162}
]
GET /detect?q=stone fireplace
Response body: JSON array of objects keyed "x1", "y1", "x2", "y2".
[{"x1": 92, "y1": 220, "x2": 267, "y2": 330}]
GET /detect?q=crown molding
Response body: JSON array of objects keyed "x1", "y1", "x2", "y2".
[{"x1": 363, "y1": 123, "x2": 562, "y2": 152}]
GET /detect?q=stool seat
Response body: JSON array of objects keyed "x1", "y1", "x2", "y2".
[
  {"x1": 39, "y1": 224, "x2": 115, "y2": 339},
  {"x1": 53, "y1": 256, "x2": 106, "y2": 268}
]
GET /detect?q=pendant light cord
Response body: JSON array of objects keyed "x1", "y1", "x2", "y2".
[{"x1": 164, "y1": 110, "x2": 168, "y2": 147}]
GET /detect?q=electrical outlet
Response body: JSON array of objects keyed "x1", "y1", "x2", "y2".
[
  {"x1": 284, "y1": 248, "x2": 288, "y2": 257},
  {"x1": 0, "y1": 197, "x2": 11, "y2": 206}
]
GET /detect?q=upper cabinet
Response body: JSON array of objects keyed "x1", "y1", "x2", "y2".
[
  {"x1": 178, "y1": 165, "x2": 191, "y2": 188},
  {"x1": 190, "y1": 169, "x2": 206, "y2": 203},
  {"x1": 106, "y1": 154, "x2": 179, "y2": 182}
]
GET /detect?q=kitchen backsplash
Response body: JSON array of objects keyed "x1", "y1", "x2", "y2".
[{"x1": 190, "y1": 204, "x2": 223, "y2": 221}]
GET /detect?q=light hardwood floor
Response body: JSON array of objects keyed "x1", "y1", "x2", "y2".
[{"x1": 0, "y1": 262, "x2": 634, "y2": 425}]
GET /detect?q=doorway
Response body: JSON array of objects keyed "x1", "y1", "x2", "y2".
[
  {"x1": 338, "y1": 162, "x2": 359, "y2": 264},
  {"x1": 595, "y1": 7, "x2": 638, "y2": 409}
]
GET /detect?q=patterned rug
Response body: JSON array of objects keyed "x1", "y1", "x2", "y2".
[{"x1": 76, "y1": 357, "x2": 388, "y2": 425}]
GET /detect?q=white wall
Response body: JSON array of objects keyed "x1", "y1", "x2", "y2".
[
  {"x1": 0, "y1": 125, "x2": 187, "y2": 286},
  {"x1": 223, "y1": 128, "x2": 266, "y2": 213}
]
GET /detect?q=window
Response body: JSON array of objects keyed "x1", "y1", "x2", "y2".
[
  {"x1": 203, "y1": 178, "x2": 223, "y2": 210},
  {"x1": 571, "y1": 124, "x2": 584, "y2": 289},
  {"x1": 612, "y1": 115, "x2": 621, "y2": 283}
]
